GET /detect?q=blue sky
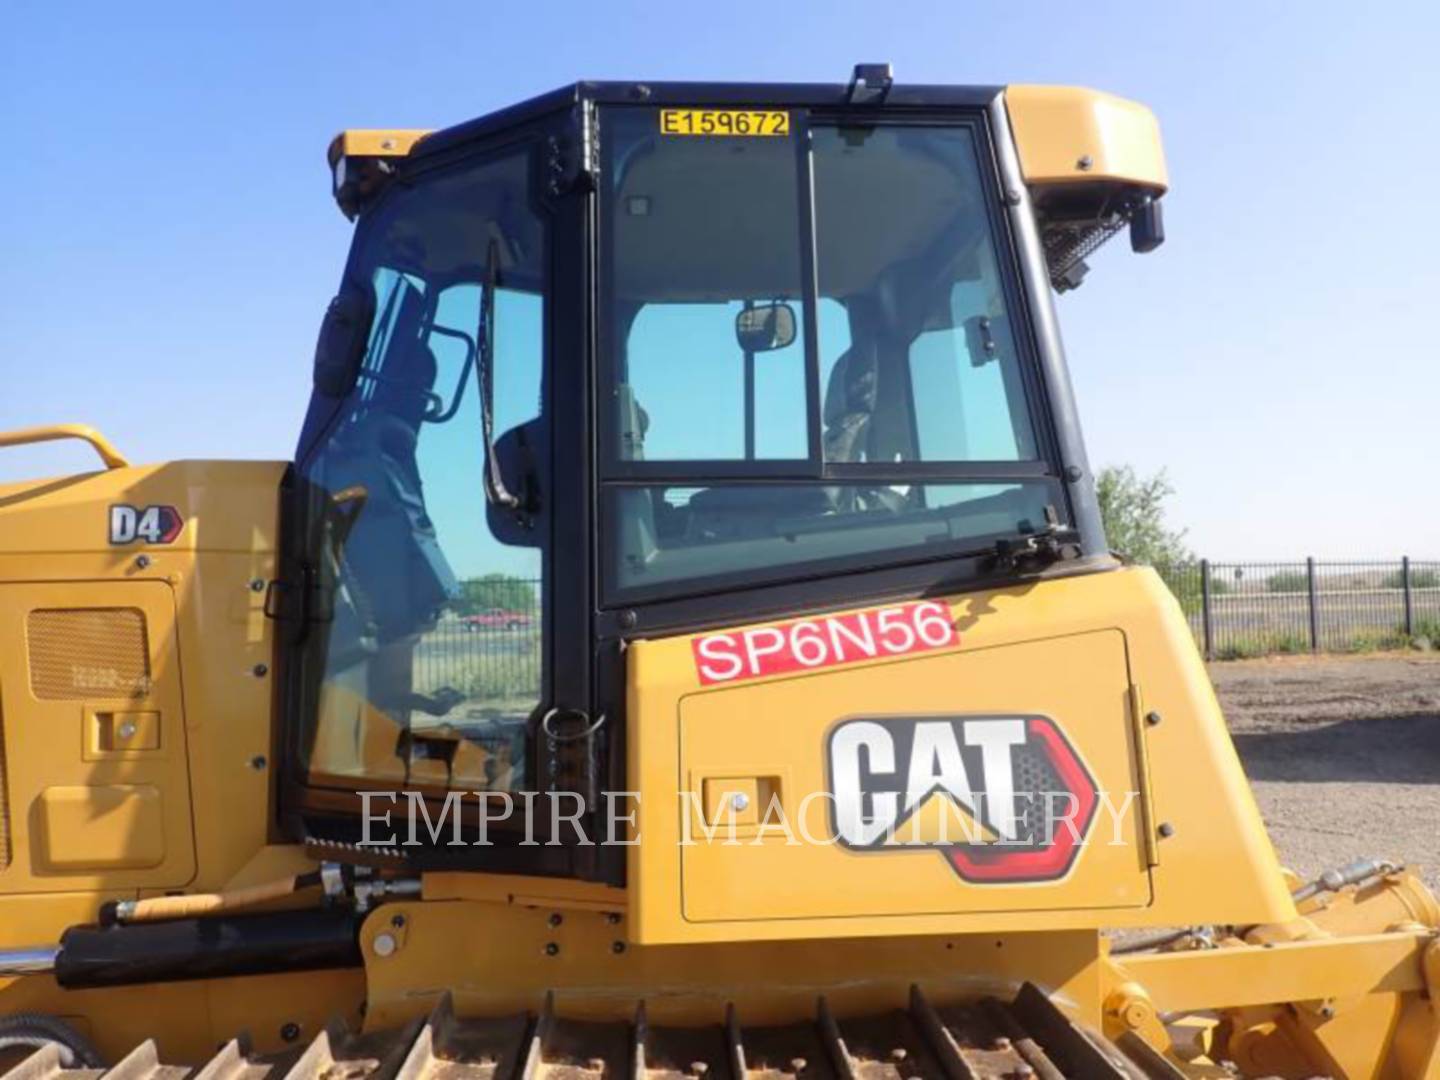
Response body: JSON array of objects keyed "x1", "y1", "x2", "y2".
[{"x1": 2, "y1": 1, "x2": 1437, "y2": 558}]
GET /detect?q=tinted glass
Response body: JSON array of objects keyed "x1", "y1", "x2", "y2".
[
  {"x1": 299, "y1": 152, "x2": 545, "y2": 793},
  {"x1": 609, "y1": 482, "x2": 1056, "y2": 595},
  {"x1": 812, "y1": 125, "x2": 1037, "y2": 464},
  {"x1": 605, "y1": 108, "x2": 808, "y2": 463}
]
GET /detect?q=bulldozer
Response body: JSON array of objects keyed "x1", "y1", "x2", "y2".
[{"x1": 0, "y1": 66, "x2": 1437, "y2": 1079}]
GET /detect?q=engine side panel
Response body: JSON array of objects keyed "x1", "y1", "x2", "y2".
[{"x1": 629, "y1": 566, "x2": 1294, "y2": 944}]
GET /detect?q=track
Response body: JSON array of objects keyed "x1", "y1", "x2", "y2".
[{"x1": 3, "y1": 984, "x2": 1180, "y2": 1080}]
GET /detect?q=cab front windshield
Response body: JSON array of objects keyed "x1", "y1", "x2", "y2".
[{"x1": 602, "y1": 109, "x2": 1059, "y2": 600}]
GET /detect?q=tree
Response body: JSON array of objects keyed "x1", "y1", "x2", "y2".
[
  {"x1": 1095, "y1": 465, "x2": 1192, "y2": 573},
  {"x1": 455, "y1": 573, "x2": 538, "y2": 616}
]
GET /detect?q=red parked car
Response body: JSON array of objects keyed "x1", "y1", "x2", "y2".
[{"x1": 460, "y1": 608, "x2": 532, "y2": 631}]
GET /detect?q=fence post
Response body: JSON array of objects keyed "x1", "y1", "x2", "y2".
[
  {"x1": 1200, "y1": 559, "x2": 1213, "y2": 660},
  {"x1": 1306, "y1": 556, "x2": 1320, "y2": 653},
  {"x1": 1403, "y1": 555, "x2": 1414, "y2": 638}
]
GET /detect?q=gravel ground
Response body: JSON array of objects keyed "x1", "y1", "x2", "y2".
[{"x1": 1212, "y1": 652, "x2": 1440, "y2": 890}]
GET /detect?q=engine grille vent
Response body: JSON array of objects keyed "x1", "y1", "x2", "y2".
[{"x1": 27, "y1": 608, "x2": 152, "y2": 701}]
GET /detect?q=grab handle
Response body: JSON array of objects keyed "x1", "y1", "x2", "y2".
[{"x1": 0, "y1": 424, "x2": 130, "y2": 469}]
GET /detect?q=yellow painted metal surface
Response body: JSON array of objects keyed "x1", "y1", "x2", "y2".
[
  {"x1": 33, "y1": 785, "x2": 165, "y2": 871},
  {"x1": 360, "y1": 897, "x2": 1108, "y2": 1031},
  {"x1": 0, "y1": 458, "x2": 353, "y2": 1060},
  {"x1": 0, "y1": 424, "x2": 129, "y2": 469},
  {"x1": 0, "y1": 580, "x2": 194, "y2": 891},
  {"x1": 326, "y1": 128, "x2": 431, "y2": 168},
  {"x1": 629, "y1": 567, "x2": 1292, "y2": 944},
  {"x1": 1005, "y1": 85, "x2": 1169, "y2": 193}
]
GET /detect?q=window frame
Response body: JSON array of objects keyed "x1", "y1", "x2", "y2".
[
  {"x1": 279, "y1": 111, "x2": 599, "y2": 866},
  {"x1": 596, "y1": 105, "x2": 1071, "y2": 606}
]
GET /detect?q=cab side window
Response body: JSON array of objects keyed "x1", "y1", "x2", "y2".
[{"x1": 299, "y1": 149, "x2": 546, "y2": 795}]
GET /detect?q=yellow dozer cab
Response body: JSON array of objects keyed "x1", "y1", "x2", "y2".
[{"x1": 0, "y1": 66, "x2": 1437, "y2": 1079}]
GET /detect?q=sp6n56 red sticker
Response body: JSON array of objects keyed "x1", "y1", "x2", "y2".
[{"x1": 692, "y1": 601, "x2": 957, "y2": 685}]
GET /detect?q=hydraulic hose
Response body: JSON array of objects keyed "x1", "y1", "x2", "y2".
[
  {"x1": 0, "y1": 1014, "x2": 103, "y2": 1068},
  {"x1": 101, "y1": 871, "x2": 323, "y2": 925}
]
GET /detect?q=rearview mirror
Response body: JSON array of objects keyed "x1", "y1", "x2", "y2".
[
  {"x1": 735, "y1": 302, "x2": 797, "y2": 353},
  {"x1": 312, "y1": 286, "x2": 374, "y2": 397}
]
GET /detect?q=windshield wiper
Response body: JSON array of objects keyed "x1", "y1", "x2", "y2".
[{"x1": 477, "y1": 238, "x2": 522, "y2": 514}]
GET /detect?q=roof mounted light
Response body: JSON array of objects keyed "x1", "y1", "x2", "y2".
[
  {"x1": 325, "y1": 129, "x2": 432, "y2": 219},
  {"x1": 847, "y1": 63, "x2": 893, "y2": 106}
]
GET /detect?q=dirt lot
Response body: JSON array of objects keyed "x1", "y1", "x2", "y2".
[{"x1": 1212, "y1": 652, "x2": 1440, "y2": 889}]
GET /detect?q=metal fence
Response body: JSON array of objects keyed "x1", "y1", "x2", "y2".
[
  {"x1": 1159, "y1": 558, "x2": 1440, "y2": 660},
  {"x1": 410, "y1": 566, "x2": 1440, "y2": 680},
  {"x1": 412, "y1": 579, "x2": 543, "y2": 704}
]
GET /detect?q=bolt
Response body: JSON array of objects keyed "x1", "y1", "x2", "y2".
[
  {"x1": 1158, "y1": 822, "x2": 1176, "y2": 839},
  {"x1": 889, "y1": 1047, "x2": 908, "y2": 1062},
  {"x1": 391, "y1": 914, "x2": 406, "y2": 929},
  {"x1": 789, "y1": 1058, "x2": 807, "y2": 1074},
  {"x1": 249, "y1": 578, "x2": 266, "y2": 592},
  {"x1": 249, "y1": 755, "x2": 267, "y2": 771},
  {"x1": 619, "y1": 610, "x2": 638, "y2": 629},
  {"x1": 993, "y1": 1036, "x2": 1012, "y2": 1051},
  {"x1": 731, "y1": 792, "x2": 750, "y2": 813},
  {"x1": 280, "y1": 1023, "x2": 301, "y2": 1043},
  {"x1": 135, "y1": 554, "x2": 151, "y2": 570},
  {"x1": 606, "y1": 912, "x2": 622, "y2": 925},
  {"x1": 117, "y1": 721, "x2": 138, "y2": 740},
  {"x1": 373, "y1": 933, "x2": 397, "y2": 957},
  {"x1": 1064, "y1": 465, "x2": 1083, "y2": 482},
  {"x1": 1076, "y1": 154, "x2": 1094, "y2": 171},
  {"x1": 1146, "y1": 711, "x2": 1162, "y2": 726},
  {"x1": 633, "y1": 84, "x2": 652, "y2": 100},
  {"x1": 545, "y1": 942, "x2": 560, "y2": 957},
  {"x1": 1318, "y1": 1002, "x2": 1336, "y2": 1019},
  {"x1": 252, "y1": 663, "x2": 269, "y2": 677},
  {"x1": 690, "y1": 1063, "x2": 708, "y2": 1077},
  {"x1": 548, "y1": 913, "x2": 563, "y2": 928},
  {"x1": 612, "y1": 940, "x2": 626, "y2": 954}
]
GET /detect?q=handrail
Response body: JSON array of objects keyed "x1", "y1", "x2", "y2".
[{"x1": 0, "y1": 424, "x2": 131, "y2": 470}]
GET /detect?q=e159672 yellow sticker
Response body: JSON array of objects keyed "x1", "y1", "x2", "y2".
[{"x1": 660, "y1": 109, "x2": 790, "y2": 136}]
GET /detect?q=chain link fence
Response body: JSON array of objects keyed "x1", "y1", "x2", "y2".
[{"x1": 1159, "y1": 558, "x2": 1440, "y2": 659}]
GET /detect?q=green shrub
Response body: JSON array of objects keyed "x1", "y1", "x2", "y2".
[
  {"x1": 1214, "y1": 631, "x2": 1310, "y2": 660},
  {"x1": 1267, "y1": 571, "x2": 1309, "y2": 594},
  {"x1": 1382, "y1": 568, "x2": 1440, "y2": 589}
]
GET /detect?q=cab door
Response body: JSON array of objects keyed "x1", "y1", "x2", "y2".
[{"x1": 0, "y1": 580, "x2": 196, "y2": 892}]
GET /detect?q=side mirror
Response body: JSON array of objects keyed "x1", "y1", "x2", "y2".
[
  {"x1": 313, "y1": 286, "x2": 374, "y2": 397},
  {"x1": 735, "y1": 302, "x2": 798, "y2": 353}
]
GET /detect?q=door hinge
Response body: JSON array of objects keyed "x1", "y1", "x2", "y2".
[
  {"x1": 546, "y1": 102, "x2": 597, "y2": 197},
  {"x1": 1128, "y1": 683, "x2": 1161, "y2": 869}
]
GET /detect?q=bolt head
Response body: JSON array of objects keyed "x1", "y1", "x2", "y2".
[
  {"x1": 1158, "y1": 822, "x2": 1176, "y2": 839},
  {"x1": 249, "y1": 578, "x2": 266, "y2": 592},
  {"x1": 117, "y1": 721, "x2": 138, "y2": 740},
  {"x1": 280, "y1": 1022, "x2": 301, "y2": 1043},
  {"x1": 731, "y1": 792, "x2": 751, "y2": 813},
  {"x1": 135, "y1": 554, "x2": 151, "y2": 570},
  {"x1": 545, "y1": 942, "x2": 560, "y2": 956},
  {"x1": 249, "y1": 755, "x2": 267, "y2": 771},
  {"x1": 1145, "y1": 711, "x2": 1162, "y2": 726},
  {"x1": 252, "y1": 663, "x2": 269, "y2": 678},
  {"x1": 373, "y1": 933, "x2": 397, "y2": 957},
  {"x1": 1076, "y1": 154, "x2": 1094, "y2": 170}
]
